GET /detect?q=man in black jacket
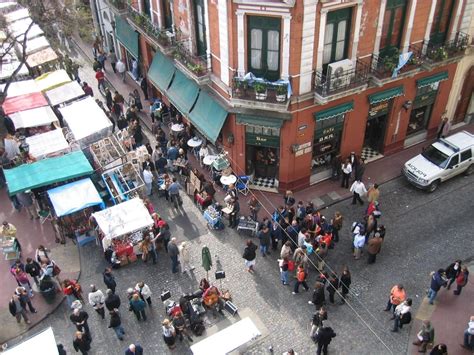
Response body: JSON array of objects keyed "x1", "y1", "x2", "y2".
[
  {"x1": 105, "y1": 289, "x2": 121, "y2": 311},
  {"x1": 103, "y1": 268, "x2": 117, "y2": 293},
  {"x1": 314, "y1": 326, "x2": 336, "y2": 355},
  {"x1": 70, "y1": 308, "x2": 91, "y2": 338},
  {"x1": 25, "y1": 257, "x2": 41, "y2": 286},
  {"x1": 108, "y1": 309, "x2": 125, "y2": 340}
]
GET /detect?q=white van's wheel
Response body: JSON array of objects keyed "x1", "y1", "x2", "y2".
[
  {"x1": 465, "y1": 164, "x2": 474, "y2": 176},
  {"x1": 428, "y1": 180, "x2": 439, "y2": 192}
]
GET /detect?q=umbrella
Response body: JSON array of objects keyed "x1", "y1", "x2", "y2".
[{"x1": 201, "y1": 245, "x2": 212, "y2": 279}]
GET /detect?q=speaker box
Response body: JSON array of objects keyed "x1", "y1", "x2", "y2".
[
  {"x1": 215, "y1": 271, "x2": 226, "y2": 280},
  {"x1": 224, "y1": 301, "x2": 238, "y2": 316},
  {"x1": 160, "y1": 290, "x2": 171, "y2": 302}
]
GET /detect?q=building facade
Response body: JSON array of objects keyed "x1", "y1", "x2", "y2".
[{"x1": 94, "y1": 0, "x2": 472, "y2": 192}]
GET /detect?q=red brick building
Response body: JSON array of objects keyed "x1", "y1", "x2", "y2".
[{"x1": 99, "y1": 0, "x2": 471, "y2": 192}]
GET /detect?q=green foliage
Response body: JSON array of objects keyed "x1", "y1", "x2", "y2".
[{"x1": 253, "y1": 82, "x2": 267, "y2": 93}]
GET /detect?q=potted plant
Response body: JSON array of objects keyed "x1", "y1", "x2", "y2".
[
  {"x1": 233, "y1": 78, "x2": 245, "y2": 98},
  {"x1": 434, "y1": 47, "x2": 448, "y2": 61},
  {"x1": 254, "y1": 82, "x2": 267, "y2": 100},
  {"x1": 275, "y1": 84, "x2": 287, "y2": 102}
]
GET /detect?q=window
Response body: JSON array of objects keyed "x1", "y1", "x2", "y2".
[
  {"x1": 430, "y1": 0, "x2": 455, "y2": 45},
  {"x1": 323, "y1": 8, "x2": 352, "y2": 68},
  {"x1": 194, "y1": 0, "x2": 207, "y2": 57},
  {"x1": 460, "y1": 150, "x2": 472, "y2": 162},
  {"x1": 245, "y1": 125, "x2": 280, "y2": 137},
  {"x1": 380, "y1": 0, "x2": 407, "y2": 55},
  {"x1": 143, "y1": 0, "x2": 151, "y2": 18},
  {"x1": 247, "y1": 16, "x2": 281, "y2": 81},
  {"x1": 163, "y1": 0, "x2": 173, "y2": 29},
  {"x1": 447, "y1": 154, "x2": 459, "y2": 168}
]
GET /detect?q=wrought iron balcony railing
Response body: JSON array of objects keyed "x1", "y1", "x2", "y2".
[
  {"x1": 314, "y1": 59, "x2": 370, "y2": 97},
  {"x1": 370, "y1": 43, "x2": 423, "y2": 80},
  {"x1": 424, "y1": 31, "x2": 469, "y2": 63},
  {"x1": 172, "y1": 42, "x2": 209, "y2": 77},
  {"x1": 232, "y1": 76, "x2": 290, "y2": 104}
]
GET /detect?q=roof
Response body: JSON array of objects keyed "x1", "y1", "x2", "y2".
[{"x1": 443, "y1": 131, "x2": 474, "y2": 151}]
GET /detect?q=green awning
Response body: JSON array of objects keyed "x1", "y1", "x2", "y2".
[
  {"x1": 236, "y1": 114, "x2": 284, "y2": 128},
  {"x1": 115, "y1": 16, "x2": 139, "y2": 58},
  {"x1": 368, "y1": 86, "x2": 404, "y2": 104},
  {"x1": 189, "y1": 91, "x2": 228, "y2": 143},
  {"x1": 147, "y1": 51, "x2": 175, "y2": 92},
  {"x1": 416, "y1": 71, "x2": 448, "y2": 88},
  {"x1": 314, "y1": 101, "x2": 354, "y2": 121},
  {"x1": 167, "y1": 70, "x2": 199, "y2": 114},
  {"x1": 4, "y1": 151, "x2": 94, "y2": 195}
]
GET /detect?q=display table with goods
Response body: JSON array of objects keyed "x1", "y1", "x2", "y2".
[
  {"x1": 92, "y1": 198, "x2": 154, "y2": 265},
  {"x1": 101, "y1": 162, "x2": 144, "y2": 205},
  {"x1": 0, "y1": 235, "x2": 21, "y2": 260},
  {"x1": 203, "y1": 205, "x2": 224, "y2": 230},
  {"x1": 90, "y1": 135, "x2": 127, "y2": 172},
  {"x1": 236, "y1": 217, "x2": 258, "y2": 236}
]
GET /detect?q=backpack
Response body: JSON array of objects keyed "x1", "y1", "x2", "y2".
[
  {"x1": 400, "y1": 311, "x2": 412, "y2": 325},
  {"x1": 191, "y1": 321, "x2": 205, "y2": 336},
  {"x1": 297, "y1": 269, "x2": 306, "y2": 282}
]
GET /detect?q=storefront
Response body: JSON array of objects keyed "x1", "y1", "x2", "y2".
[
  {"x1": 365, "y1": 86, "x2": 403, "y2": 158},
  {"x1": 406, "y1": 71, "x2": 448, "y2": 143},
  {"x1": 237, "y1": 115, "x2": 283, "y2": 189},
  {"x1": 115, "y1": 16, "x2": 140, "y2": 78},
  {"x1": 311, "y1": 101, "x2": 353, "y2": 182}
]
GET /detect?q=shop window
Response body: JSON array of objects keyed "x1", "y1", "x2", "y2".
[
  {"x1": 379, "y1": 0, "x2": 407, "y2": 56},
  {"x1": 245, "y1": 125, "x2": 280, "y2": 137},
  {"x1": 194, "y1": 0, "x2": 207, "y2": 57},
  {"x1": 163, "y1": 0, "x2": 173, "y2": 30},
  {"x1": 407, "y1": 83, "x2": 439, "y2": 136},
  {"x1": 247, "y1": 16, "x2": 281, "y2": 81},
  {"x1": 323, "y1": 8, "x2": 352, "y2": 69},
  {"x1": 430, "y1": 0, "x2": 455, "y2": 45},
  {"x1": 312, "y1": 115, "x2": 345, "y2": 172}
]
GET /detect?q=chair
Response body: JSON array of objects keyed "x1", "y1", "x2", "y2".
[
  {"x1": 236, "y1": 176, "x2": 250, "y2": 196},
  {"x1": 38, "y1": 210, "x2": 53, "y2": 225}
]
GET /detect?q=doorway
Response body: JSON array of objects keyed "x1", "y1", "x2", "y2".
[{"x1": 364, "y1": 115, "x2": 387, "y2": 154}]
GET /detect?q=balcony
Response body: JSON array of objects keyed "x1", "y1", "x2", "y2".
[
  {"x1": 172, "y1": 42, "x2": 210, "y2": 84},
  {"x1": 422, "y1": 31, "x2": 469, "y2": 70},
  {"x1": 231, "y1": 76, "x2": 290, "y2": 110},
  {"x1": 106, "y1": 0, "x2": 128, "y2": 15},
  {"x1": 369, "y1": 44, "x2": 424, "y2": 86},
  {"x1": 314, "y1": 59, "x2": 370, "y2": 104}
]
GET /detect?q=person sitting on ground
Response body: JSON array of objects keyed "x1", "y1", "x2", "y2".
[{"x1": 202, "y1": 286, "x2": 225, "y2": 314}]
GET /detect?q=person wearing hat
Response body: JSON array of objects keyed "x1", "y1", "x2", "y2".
[
  {"x1": 367, "y1": 232, "x2": 383, "y2": 264},
  {"x1": 162, "y1": 319, "x2": 177, "y2": 349}
]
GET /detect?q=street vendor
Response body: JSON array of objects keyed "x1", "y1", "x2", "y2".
[{"x1": 1, "y1": 221, "x2": 17, "y2": 239}]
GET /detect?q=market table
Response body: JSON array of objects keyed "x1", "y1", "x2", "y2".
[
  {"x1": 171, "y1": 123, "x2": 184, "y2": 133},
  {"x1": 220, "y1": 174, "x2": 237, "y2": 186},
  {"x1": 203, "y1": 155, "x2": 217, "y2": 166},
  {"x1": 187, "y1": 137, "x2": 202, "y2": 148}
]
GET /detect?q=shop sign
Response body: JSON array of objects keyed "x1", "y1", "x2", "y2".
[
  {"x1": 315, "y1": 123, "x2": 343, "y2": 142},
  {"x1": 246, "y1": 133, "x2": 280, "y2": 148},
  {"x1": 369, "y1": 101, "x2": 389, "y2": 117},
  {"x1": 414, "y1": 92, "x2": 437, "y2": 108}
]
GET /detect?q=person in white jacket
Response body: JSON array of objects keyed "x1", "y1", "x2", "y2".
[
  {"x1": 350, "y1": 180, "x2": 367, "y2": 205},
  {"x1": 462, "y1": 315, "x2": 474, "y2": 350},
  {"x1": 179, "y1": 242, "x2": 194, "y2": 274},
  {"x1": 88, "y1": 285, "x2": 105, "y2": 319},
  {"x1": 352, "y1": 226, "x2": 365, "y2": 260},
  {"x1": 135, "y1": 282, "x2": 152, "y2": 306}
]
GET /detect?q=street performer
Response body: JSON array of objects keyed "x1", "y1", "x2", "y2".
[{"x1": 202, "y1": 285, "x2": 224, "y2": 315}]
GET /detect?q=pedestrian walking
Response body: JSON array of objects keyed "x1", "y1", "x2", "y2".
[
  {"x1": 103, "y1": 268, "x2": 117, "y2": 294},
  {"x1": 13, "y1": 268, "x2": 33, "y2": 297},
  {"x1": 437, "y1": 116, "x2": 451, "y2": 139},
  {"x1": 350, "y1": 180, "x2": 367, "y2": 205},
  {"x1": 228, "y1": 198, "x2": 240, "y2": 228},
  {"x1": 341, "y1": 159, "x2": 352, "y2": 188},
  {"x1": 384, "y1": 284, "x2": 406, "y2": 314},
  {"x1": 367, "y1": 183, "x2": 380, "y2": 203},
  {"x1": 412, "y1": 320, "x2": 435, "y2": 353},
  {"x1": 280, "y1": 241, "x2": 292, "y2": 260},
  {"x1": 243, "y1": 239, "x2": 257, "y2": 273},
  {"x1": 173, "y1": 311, "x2": 193, "y2": 342},
  {"x1": 453, "y1": 265, "x2": 469, "y2": 296},
  {"x1": 70, "y1": 308, "x2": 90, "y2": 337},
  {"x1": 326, "y1": 273, "x2": 339, "y2": 304},
  {"x1": 461, "y1": 315, "x2": 474, "y2": 350},
  {"x1": 57, "y1": 344, "x2": 66, "y2": 355},
  {"x1": 352, "y1": 226, "x2": 365, "y2": 260},
  {"x1": 284, "y1": 190, "x2": 296, "y2": 208},
  {"x1": 314, "y1": 326, "x2": 337, "y2": 355},
  {"x1": 308, "y1": 282, "x2": 325, "y2": 309},
  {"x1": 72, "y1": 331, "x2": 91, "y2": 355},
  {"x1": 129, "y1": 294, "x2": 147, "y2": 321},
  {"x1": 15, "y1": 287, "x2": 36, "y2": 313},
  {"x1": 339, "y1": 267, "x2": 351, "y2": 304},
  {"x1": 35, "y1": 245, "x2": 49, "y2": 263},
  {"x1": 109, "y1": 50, "x2": 117, "y2": 73},
  {"x1": 162, "y1": 319, "x2": 177, "y2": 349},
  {"x1": 278, "y1": 257, "x2": 290, "y2": 285},
  {"x1": 88, "y1": 285, "x2": 105, "y2": 319},
  {"x1": 445, "y1": 260, "x2": 461, "y2": 289},
  {"x1": 8, "y1": 294, "x2": 30, "y2": 324},
  {"x1": 391, "y1": 298, "x2": 412, "y2": 332},
  {"x1": 125, "y1": 344, "x2": 144, "y2": 355},
  {"x1": 257, "y1": 225, "x2": 271, "y2": 257},
  {"x1": 135, "y1": 282, "x2": 152, "y2": 306},
  {"x1": 427, "y1": 269, "x2": 448, "y2": 305},
  {"x1": 92, "y1": 57, "x2": 102, "y2": 71},
  {"x1": 179, "y1": 242, "x2": 194, "y2": 273},
  {"x1": 16, "y1": 191, "x2": 39, "y2": 219},
  {"x1": 168, "y1": 238, "x2": 180, "y2": 273},
  {"x1": 108, "y1": 309, "x2": 125, "y2": 341},
  {"x1": 367, "y1": 232, "x2": 383, "y2": 264},
  {"x1": 315, "y1": 242, "x2": 328, "y2": 271},
  {"x1": 430, "y1": 344, "x2": 448, "y2": 355},
  {"x1": 331, "y1": 154, "x2": 342, "y2": 181},
  {"x1": 82, "y1": 82, "x2": 93, "y2": 97},
  {"x1": 248, "y1": 196, "x2": 260, "y2": 221},
  {"x1": 310, "y1": 307, "x2": 328, "y2": 339},
  {"x1": 116, "y1": 59, "x2": 126, "y2": 82},
  {"x1": 105, "y1": 289, "x2": 121, "y2": 311},
  {"x1": 25, "y1": 257, "x2": 41, "y2": 286},
  {"x1": 330, "y1": 211, "x2": 343, "y2": 243},
  {"x1": 293, "y1": 245, "x2": 309, "y2": 273},
  {"x1": 140, "y1": 77, "x2": 149, "y2": 100},
  {"x1": 293, "y1": 265, "x2": 309, "y2": 294}
]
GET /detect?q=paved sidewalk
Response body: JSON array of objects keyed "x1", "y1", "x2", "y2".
[{"x1": 409, "y1": 262, "x2": 474, "y2": 355}]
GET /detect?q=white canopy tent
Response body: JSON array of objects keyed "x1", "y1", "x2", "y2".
[
  {"x1": 34, "y1": 70, "x2": 71, "y2": 92},
  {"x1": 9, "y1": 106, "x2": 58, "y2": 129},
  {"x1": 4, "y1": 327, "x2": 59, "y2": 355},
  {"x1": 45, "y1": 81, "x2": 85, "y2": 106},
  {"x1": 92, "y1": 198, "x2": 153, "y2": 248},
  {"x1": 26, "y1": 47, "x2": 58, "y2": 68},
  {"x1": 26, "y1": 129, "x2": 69, "y2": 159},
  {"x1": 0, "y1": 79, "x2": 40, "y2": 98},
  {"x1": 59, "y1": 96, "x2": 113, "y2": 148},
  {"x1": 24, "y1": 36, "x2": 50, "y2": 55},
  {"x1": 5, "y1": 8, "x2": 29, "y2": 23}
]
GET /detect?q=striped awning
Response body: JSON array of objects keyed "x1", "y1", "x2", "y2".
[
  {"x1": 416, "y1": 71, "x2": 448, "y2": 88},
  {"x1": 314, "y1": 101, "x2": 354, "y2": 121},
  {"x1": 368, "y1": 86, "x2": 404, "y2": 104}
]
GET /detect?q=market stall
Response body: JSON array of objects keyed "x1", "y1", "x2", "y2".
[
  {"x1": 89, "y1": 135, "x2": 127, "y2": 171},
  {"x1": 102, "y1": 162, "x2": 144, "y2": 204},
  {"x1": 9, "y1": 105, "x2": 59, "y2": 130},
  {"x1": 4, "y1": 327, "x2": 59, "y2": 355},
  {"x1": 45, "y1": 81, "x2": 85, "y2": 106},
  {"x1": 92, "y1": 198, "x2": 153, "y2": 264},
  {"x1": 26, "y1": 129, "x2": 70, "y2": 159},
  {"x1": 5, "y1": 8, "x2": 30, "y2": 23},
  {"x1": 26, "y1": 47, "x2": 58, "y2": 70},
  {"x1": 0, "y1": 79, "x2": 40, "y2": 98},
  {"x1": 4, "y1": 150, "x2": 94, "y2": 195},
  {"x1": 24, "y1": 36, "x2": 50, "y2": 55},
  {"x1": 2, "y1": 92, "x2": 48, "y2": 115},
  {"x1": 59, "y1": 96, "x2": 113, "y2": 148},
  {"x1": 34, "y1": 69, "x2": 71, "y2": 92}
]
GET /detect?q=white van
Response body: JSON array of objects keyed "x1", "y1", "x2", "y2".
[{"x1": 402, "y1": 131, "x2": 474, "y2": 192}]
